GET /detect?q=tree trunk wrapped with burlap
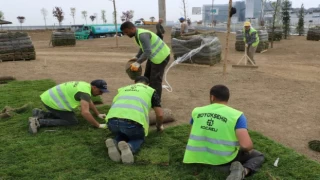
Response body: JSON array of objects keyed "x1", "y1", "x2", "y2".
[
  {"x1": 171, "y1": 31, "x2": 221, "y2": 65},
  {"x1": 51, "y1": 32, "x2": 76, "y2": 47},
  {"x1": 306, "y1": 27, "x2": 320, "y2": 41},
  {"x1": 0, "y1": 32, "x2": 36, "y2": 61},
  {"x1": 235, "y1": 30, "x2": 269, "y2": 53}
]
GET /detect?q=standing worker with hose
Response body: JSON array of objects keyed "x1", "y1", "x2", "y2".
[
  {"x1": 120, "y1": 21, "x2": 170, "y2": 100},
  {"x1": 243, "y1": 21, "x2": 259, "y2": 65}
]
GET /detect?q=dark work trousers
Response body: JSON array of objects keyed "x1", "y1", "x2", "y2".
[
  {"x1": 214, "y1": 149, "x2": 264, "y2": 176},
  {"x1": 144, "y1": 55, "x2": 170, "y2": 100},
  {"x1": 156, "y1": 33, "x2": 164, "y2": 40},
  {"x1": 38, "y1": 104, "x2": 79, "y2": 127}
]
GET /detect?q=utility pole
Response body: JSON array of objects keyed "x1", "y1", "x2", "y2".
[
  {"x1": 158, "y1": 0, "x2": 166, "y2": 26},
  {"x1": 212, "y1": 0, "x2": 214, "y2": 26}
]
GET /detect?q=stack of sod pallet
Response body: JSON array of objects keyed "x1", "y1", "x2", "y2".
[
  {"x1": 51, "y1": 30, "x2": 76, "y2": 47},
  {"x1": 306, "y1": 27, "x2": 320, "y2": 41},
  {"x1": 171, "y1": 31, "x2": 222, "y2": 65},
  {"x1": 0, "y1": 32, "x2": 36, "y2": 61},
  {"x1": 235, "y1": 30, "x2": 269, "y2": 52}
]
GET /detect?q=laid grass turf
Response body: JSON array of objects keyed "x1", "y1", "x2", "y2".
[{"x1": 1, "y1": 80, "x2": 320, "y2": 179}]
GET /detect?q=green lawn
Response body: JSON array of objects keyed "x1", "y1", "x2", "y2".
[{"x1": 1, "y1": 80, "x2": 320, "y2": 180}]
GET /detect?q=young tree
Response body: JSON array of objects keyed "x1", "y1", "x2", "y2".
[
  {"x1": 53, "y1": 7, "x2": 64, "y2": 26},
  {"x1": 41, "y1": 8, "x2": 48, "y2": 29},
  {"x1": 110, "y1": 0, "x2": 119, "y2": 47},
  {"x1": 0, "y1": 11, "x2": 4, "y2": 20},
  {"x1": 94, "y1": 13, "x2": 98, "y2": 24},
  {"x1": 0, "y1": 11, "x2": 4, "y2": 30},
  {"x1": 90, "y1": 15, "x2": 96, "y2": 23},
  {"x1": 101, "y1": 10, "x2": 107, "y2": 24},
  {"x1": 17, "y1": 16, "x2": 25, "y2": 30},
  {"x1": 270, "y1": 0, "x2": 281, "y2": 48},
  {"x1": 282, "y1": 0, "x2": 291, "y2": 39},
  {"x1": 296, "y1": 4, "x2": 305, "y2": 36},
  {"x1": 70, "y1": 7, "x2": 76, "y2": 25},
  {"x1": 260, "y1": 0, "x2": 267, "y2": 26},
  {"x1": 150, "y1": 16, "x2": 155, "y2": 22},
  {"x1": 181, "y1": 0, "x2": 188, "y2": 20},
  {"x1": 82, "y1": 11, "x2": 88, "y2": 25},
  {"x1": 120, "y1": 10, "x2": 134, "y2": 22}
]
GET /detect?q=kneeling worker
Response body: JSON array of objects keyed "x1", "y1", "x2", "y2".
[
  {"x1": 104, "y1": 76, "x2": 164, "y2": 164},
  {"x1": 183, "y1": 85, "x2": 264, "y2": 180},
  {"x1": 29, "y1": 80, "x2": 109, "y2": 134}
]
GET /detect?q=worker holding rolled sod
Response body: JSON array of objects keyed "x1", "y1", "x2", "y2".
[
  {"x1": 183, "y1": 85, "x2": 265, "y2": 180},
  {"x1": 120, "y1": 21, "x2": 171, "y2": 100},
  {"x1": 28, "y1": 80, "x2": 109, "y2": 134},
  {"x1": 243, "y1": 21, "x2": 259, "y2": 65},
  {"x1": 104, "y1": 76, "x2": 164, "y2": 164}
]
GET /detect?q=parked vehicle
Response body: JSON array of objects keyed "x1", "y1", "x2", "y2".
[
  {"x1": 134, "y1": 20, "x2": 158, "y2": 26},
  {"x1": 72, "y1": 24, "x2": 122, "y2": 40}
]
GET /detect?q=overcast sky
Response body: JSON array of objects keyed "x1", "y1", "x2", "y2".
[{"x1": 1, "y1": 0, "x2": 319, "y2": 26}]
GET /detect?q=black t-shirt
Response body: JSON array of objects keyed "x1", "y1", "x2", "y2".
[
  {"x1": 74, "y1": 92, "x2": 91, "y2": 102},
  {"x1": 151, "y1": 91, "x2": 161, "y2": 108}
]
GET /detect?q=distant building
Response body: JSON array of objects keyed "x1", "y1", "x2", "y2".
[{"x1": 202, "y1": 1, "x2": 246, "y2": 24}]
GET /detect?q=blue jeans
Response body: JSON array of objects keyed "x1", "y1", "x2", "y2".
[{"x1": 107, "y1": 118, "x2": 145, "y2": 154}]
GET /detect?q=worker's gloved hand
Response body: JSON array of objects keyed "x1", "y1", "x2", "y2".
[
  {"x1": 130, "y1": 62, "x2": 141, "y2": 72},
  {"x1": 245, "y1": 44, "x2": 249, "y2": 48},
  {"x1": 98, "y1": 114, "x2": 106, "y2": 119},
  {"x1": 99, "y1": 124, "x2": 107, "y2": 129},
  {"x1": 156, "y1": 124, "x2": 164, "y2": 132}
]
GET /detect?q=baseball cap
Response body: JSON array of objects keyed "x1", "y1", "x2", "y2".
[
  {"x1": 91, "y1": 79, "x2": 109, "y2": 93},
  {"x1": 179, "y1": 17, "x2": 185, "y2": 21},
  {"x1": 244, "y1": 21, "x2": 251, "y2": 27}
]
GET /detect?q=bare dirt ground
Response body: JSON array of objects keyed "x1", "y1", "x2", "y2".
[{"x1": 1, "y1": 27, "x2": 320, "y2": 162}]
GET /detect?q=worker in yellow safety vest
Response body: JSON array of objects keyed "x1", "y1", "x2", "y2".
[
  {"x1": 183, "y1": 85, "x2": 264, "y2": 180},
  {"x1": 104, "y1": 76, "x2": 164, "y2": 164},
  {"x1": 120, "y1": 21, "x2": 171, "y2": 100},
  {"x1": 243, "y1": 21, "x2": 259, "y2": 65},
  {"x1": 28, "y1": 80, "x2": 109, "y2": 134}
]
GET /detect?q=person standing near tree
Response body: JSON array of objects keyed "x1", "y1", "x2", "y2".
[
  {"x1": 243, "y1": 21, "x2": 259, "y2": 65},
  {"x1": 156, "y1": 18, "x2": 165, "y2": 40},
  {"x1": 120, "y1": 21, "x2": 170, "y2": 100},
  {"x1": 179, "y1": 17, "x2": 188, "y2": 36}
]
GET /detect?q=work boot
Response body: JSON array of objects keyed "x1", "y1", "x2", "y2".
[
  {"x1": 28, "y1": 117, "x2": 40, "y2": 134},
  {"x1": 118, "y1": 141, "x2": 134, "y2": 164},
  {"x1": 226, "y1": 161, "x2": 245, "y2": 180},
  {"x1": 105, "y1": 138, "x2": 121, "y2": 162}
]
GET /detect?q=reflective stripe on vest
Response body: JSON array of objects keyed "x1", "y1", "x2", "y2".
[
  {"x1": 189, "y1": 134, "x2": 239, "y2": 146},
  {"x1": 136, "y1": 28, "x2": 170, "y2": 64},
  {"x1": 110, "y1": 102, "x2": 149, "y2": 125},
  {"x1": 48, "y1": 86, "x2": 73, "y2": 111},
  {"x1": 186, "y1": 145, "x2": 235, "y2": 156}
]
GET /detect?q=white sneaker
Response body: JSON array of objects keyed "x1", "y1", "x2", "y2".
[
  {"x1": 226, "y1": 161, "x2": 245, "y2": 180},
  {"x1": 118, "y1": 141, "x2": 134, "y2": 164},
  {"x1": 105, "y1": 138, "x2": 121, "y2": 162},
  {"x1": 28, "y1": 117, "x2": 40, "y2": 134}
]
